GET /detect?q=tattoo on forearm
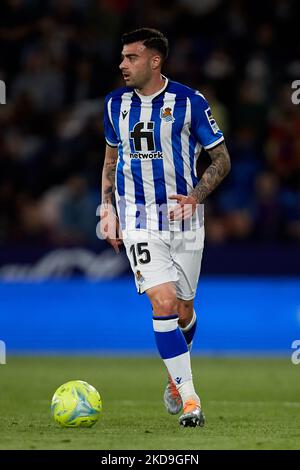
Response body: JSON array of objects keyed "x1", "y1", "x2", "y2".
[
  {"x1": 107, "y1": 162, "x2": 116, "y2": 187},
  {"x1": 102, "y1": 154, "x2": 117, "y2": 206},
  {"x1": 103, "y1": 185, "x2": 116, "y2": 207},
  {"x1": 190, "y1": 142, "x2": 231, "y2": 204}
]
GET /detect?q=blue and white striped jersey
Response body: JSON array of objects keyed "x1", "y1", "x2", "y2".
[{"x1": 104, "y1": 77, "x2": 224, "y2": 231}]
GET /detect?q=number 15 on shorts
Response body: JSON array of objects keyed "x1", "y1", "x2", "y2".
[{"x1": 129, "y1": 242, "x2": 152, "y2": 266}]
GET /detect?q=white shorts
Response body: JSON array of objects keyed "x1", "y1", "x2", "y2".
[{"x1": 122, "y1": 227, "x2": 205, "y2": 300}]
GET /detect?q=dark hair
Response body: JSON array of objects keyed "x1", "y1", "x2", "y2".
[{"x1": 121, "y1": 28, "x2": 169, "y2": 63}]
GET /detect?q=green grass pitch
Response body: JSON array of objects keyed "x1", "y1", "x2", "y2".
[{"x1": 0, "y1": 356, "x2": 299, "y2": 450}]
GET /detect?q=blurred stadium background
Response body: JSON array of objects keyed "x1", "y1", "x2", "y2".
[{"x1": 0, "y1": 0, "x2": 300, "y2": 357}]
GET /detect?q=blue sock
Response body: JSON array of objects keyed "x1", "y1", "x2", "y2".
[{"x1": 180, "y1": 310, "x2": 197, "y2": 351}]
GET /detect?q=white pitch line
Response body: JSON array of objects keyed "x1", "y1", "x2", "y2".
[{"x1": 208, "y1": 400, "x2": 300, "y2": 407}]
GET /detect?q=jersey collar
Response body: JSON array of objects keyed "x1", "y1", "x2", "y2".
[{"x1": 134, "y1": 75, "x2": 168, "y2": 101}]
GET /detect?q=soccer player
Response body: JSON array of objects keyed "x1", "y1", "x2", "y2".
[{"x1": 100, "y1": 28, "x2": 231, "y2": 427}]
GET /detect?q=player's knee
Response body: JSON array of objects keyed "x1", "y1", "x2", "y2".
[{"x1": 151, "y1": 296, "x2": 178, "y2": 316}]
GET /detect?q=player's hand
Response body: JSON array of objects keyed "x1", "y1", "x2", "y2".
[
  {"x1": 168, "y1": 194, "x2": 197, "y2": 221},
  {"x1": 99, "y1": 203, "x2": 123, "y2": 254}
]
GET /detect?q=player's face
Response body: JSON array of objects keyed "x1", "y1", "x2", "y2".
[{"x1": 119, "y1": 42, "x2": 156, "y2": 89}]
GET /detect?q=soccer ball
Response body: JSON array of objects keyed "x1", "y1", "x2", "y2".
[{"x1": 51, "y1": 380, "x2": 102, "y2": 428}]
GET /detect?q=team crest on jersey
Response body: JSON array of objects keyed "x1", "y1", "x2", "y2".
[{"x1": 160, "y1": 106, "x2": 175, "y2": 123}]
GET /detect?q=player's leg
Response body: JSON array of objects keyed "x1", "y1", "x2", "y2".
[
  {"x1": 161, "y1": 298, "x2": 196, "y2": 415},
  {"x1": 146, "y1": 282, "x2": 184, "y2": 415},
  {"x1": 122, "y1": 229, "x2": 182, "y2": 413},
  {"x1": 177, "y1": 298, "x2": 197, "y2": 352},
  {"x1": 147, "y1": 282, "x2": 203, "y2": 426},
  {"x1": 177, "y1": 298, "x2": 202, "y2": 426},
  {"x1": 169, "y1": 227, "x2": 205, "y2": 426}
]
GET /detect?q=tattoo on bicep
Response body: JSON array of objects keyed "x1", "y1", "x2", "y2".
[{"x1": 190, "y1": 143, "x2": 231, "y2": 204}]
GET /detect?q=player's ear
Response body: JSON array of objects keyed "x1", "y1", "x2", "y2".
[{"x1": 151, "y1": 54, "x2": 162, "y2": 70}]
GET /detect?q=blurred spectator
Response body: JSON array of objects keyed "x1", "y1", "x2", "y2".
[
  {"x1": 59, "y1": 175, "x2": 96, "y2": 243},
  {"x1": 252, "y1": 172, "x2": 284, "y2": 240},
  {"x1": 12, "y1": 47, "x2": 64, "y2": 111}
]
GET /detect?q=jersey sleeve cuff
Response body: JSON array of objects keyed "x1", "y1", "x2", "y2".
[
  {"x1": 105, "y1": 138, "x2": 118, "y2": 148},
  {"x1": 204, "y1": 136, "x2": 224, "y2": 150}
]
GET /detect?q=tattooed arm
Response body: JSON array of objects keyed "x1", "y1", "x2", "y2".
[
  {"x1": 189, "y1": 142, "x2": 231, "y2": 203},
  {"x1": 101, "y1": 144, "x2": 118, "y2": 207},
  {"x1": 169, "y1": 142, "x2": 231, "y2": 220},
  {"x1": 100, "y1": 145, "x2": 122, "y2": 252}
]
